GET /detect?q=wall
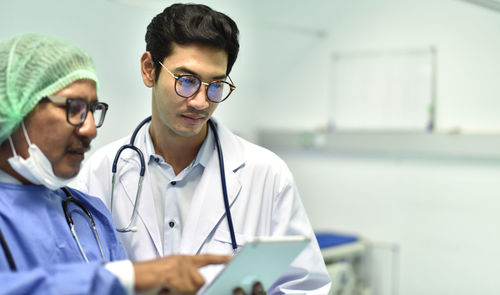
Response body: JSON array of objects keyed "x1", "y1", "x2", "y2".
[
  {"x1": 254, "y1": 1, "x2": 500, "y2": 295},
  {"x1": 278, "y1": 151, "x2": 500, "y2": 295},
  {"x1": 0, "y1": 0, "x2": 261, "y2": 148}
]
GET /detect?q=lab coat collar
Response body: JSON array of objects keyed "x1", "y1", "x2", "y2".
[{"x1": 207, "y1": 118, "x2": 245, "y2": 173}]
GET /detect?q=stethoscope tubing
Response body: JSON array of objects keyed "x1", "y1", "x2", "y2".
[
  {"x1": 208, "y1": 119, "x2": 238, "y2": 252},
  {"x1": 62, "y1": 187, "x2": 107, "y2": 263},
  {"x1": 110, "y1": 117, "x2": 150, "y2": 233},
  {"x1": 110, "y1": 116, "x2": 238, "y2": 251},
  {"x1": 0, "y1": 187, "x2": 106, "y2": 271},
  {"x1": 0, "y1": 227, "x2": 17, "y2": 271}
]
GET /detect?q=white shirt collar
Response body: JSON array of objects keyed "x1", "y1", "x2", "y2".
[
  {"x1": 144, "y1": 122, "x2": 215, "y2": 168},
  {"x1": 0, "y1": 169, "x2": 22, "y2": 184}
]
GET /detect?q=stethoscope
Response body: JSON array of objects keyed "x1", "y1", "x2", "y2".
[
  {"x1": 61, "y1": 187, "x2": 107, "y2": 263},
  {"x1": 110, "y1": 116, "x2": 238, "y2": 252},
  {"x1": 0, "y1": 187, "x2": 106, "y2": 271}
]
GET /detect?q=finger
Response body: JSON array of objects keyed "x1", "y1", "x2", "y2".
[
  {"x1": 191, "y1": 254, "x2": 231, "y2": 267},
  {"x1": 233, "y1": 287, "x2": 245, "y2": 295},
  {"x1": 188, "y1": 267, "x2": 206, "y2": 289},
  {"x1": 252, "y1": 282, "x2": 266, "y2": 295}
]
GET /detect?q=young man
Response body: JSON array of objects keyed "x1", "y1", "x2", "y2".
[
  {"x1": 77, "y1": 3, "x2": 331, "y2": 294},
  {"x1": 0, "y1": 33, "x2": 230, "y2": 295}
]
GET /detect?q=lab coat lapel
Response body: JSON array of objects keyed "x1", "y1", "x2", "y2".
[
  {"x1": 180, "y1": 120, "x2": 243, "y2": 254},
  {"x1": 117, "y1": 132, "x2": 162, "y2": 256}
]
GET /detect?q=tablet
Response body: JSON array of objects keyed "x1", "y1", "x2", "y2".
[{"x1": 200, "y1": 235, "x2": 311, "y2": 295}]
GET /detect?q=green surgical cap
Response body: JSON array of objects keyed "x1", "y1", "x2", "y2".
[{"x1": 0, "y1": 33, "x2": 99, "y2": 143}]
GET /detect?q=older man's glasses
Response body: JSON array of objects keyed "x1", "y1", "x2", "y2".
[
  {"x1": 41, "y1": 96, "x2": 109, "y2": 128},
  {"x1": 159, "y1": 61, "x2": 236, "y2": 103}
]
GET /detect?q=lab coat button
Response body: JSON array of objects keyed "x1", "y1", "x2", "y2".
[
  {"x1": 169, "y1": 221, "x2": 175, "y2": 228},
  {"x1": 170, "y1": 181, "x2": 176, "y2": 185}
]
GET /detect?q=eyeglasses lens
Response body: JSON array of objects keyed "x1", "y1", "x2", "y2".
[
  {"x1": 67, "y1": 99, "x2": 106, "y2": 127},
  {"x1": 68, "y1": 99, "x2": 88, "y2": 126},
  {"x1": 92, "y1": 104, "x2": 106, "y2": 127},
  {"x1": 207, "y1": 82, "x2": 231, "y2": 102},
  {"x1": 176, "y1": 76, "x2": 200, "y2": 98},
  {"x1": 175, "y1": 76, "x2": 231, "y2": 102}
]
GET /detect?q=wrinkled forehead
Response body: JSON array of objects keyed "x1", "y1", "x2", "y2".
[{"x1": 52, "y1": 79, "x2": 98, "y2": 101}]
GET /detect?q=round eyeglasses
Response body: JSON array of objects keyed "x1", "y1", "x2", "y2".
[
  {"x1": 159, "y1": 61, "x2": 236, "y2": 103},
  {"x1": 41, "y1": 96, "x2": 109, "y2": 128}
]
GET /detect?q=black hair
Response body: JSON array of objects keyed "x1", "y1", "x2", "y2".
[{"x1": 145, "y1": 3, "x2": 240, "y2": 81}]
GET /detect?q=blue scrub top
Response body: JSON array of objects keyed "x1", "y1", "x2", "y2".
[{"x1": 0, "y1": 182, "x2": 127, "y2": 295}]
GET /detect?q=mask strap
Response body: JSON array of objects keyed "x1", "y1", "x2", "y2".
[
  {"x1": 20, "y1": 121, "x2": 32, "y2": 146},
  {"x1": 7, "y1": 136, "x2": 18, "y2": 157},
  {"x1": 7, "y1": 121, "x2": 31, "y2": 158}
]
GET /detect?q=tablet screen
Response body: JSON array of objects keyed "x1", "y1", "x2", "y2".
[{"x1": 200, "y1": 236, "x2": 311, "y2": 295}]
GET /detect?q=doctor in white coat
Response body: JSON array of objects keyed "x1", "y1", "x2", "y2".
[{"x1": 77, "y1": 3, "x2": 330, "y2": 294}]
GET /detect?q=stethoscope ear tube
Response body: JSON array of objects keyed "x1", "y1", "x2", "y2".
[
  {"x1": 61, "y1": 187, "x2": 107, "y2": 262},
  {"x1": 0, "y1": 227, "x2": 17, "y2": 271},
  {"x1": 208, "y1": 119, "x2": 238, "y2": 252},
  {"x1": 110, "y1": 117, "x2": 149, "y2": 233},
  {"x1": 111, "y1": 144, "x2": 146, "y2": 232},
  {"x1": 130, "y1": 116, "x2": 153, "y2": 146}
]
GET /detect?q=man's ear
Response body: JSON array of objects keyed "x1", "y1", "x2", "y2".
[{"x1": 141, "y1": 51, "x2": 156, "y2": 88}]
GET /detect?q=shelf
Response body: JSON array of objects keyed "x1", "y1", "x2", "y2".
[
  {"x1": 257, "y1": 129, "x2": 500, "y2": 162},
  {"x1": 321, "y1": 241, "x2": 366, "y2": 263}
]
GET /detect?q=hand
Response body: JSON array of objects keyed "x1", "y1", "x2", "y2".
[
  {"x1": 133, "y1": 254, "x2": 231, "y2": 295},
  {"x1": 232, "y1": 282, "x2": 267, "y2": 295}
]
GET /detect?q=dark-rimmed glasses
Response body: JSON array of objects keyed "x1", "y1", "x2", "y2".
[
  {"x1": 40, "y1": 96, "x2": 109, "y2": 128},
  {"x1": 159, "y1": 61, "x2": 236, "y2": 103}
]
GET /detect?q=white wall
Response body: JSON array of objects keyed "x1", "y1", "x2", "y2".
[
  {"x1": 2, "y1": 0, "x2": 500, "y2": 294},
  {"x1": 253, "y1": 0, "x2": 500, "y2": 134},
  {"x1": 253, "y1": 1, "x2": 500, "y2": 295},
  {"x1": 280, "y1": 152, "x2": 500, "y2": 295},
  {"x1": 0, "y1": 0, "x2": 262, "y2": 148}
]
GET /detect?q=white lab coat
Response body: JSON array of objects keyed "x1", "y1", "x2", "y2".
[{"x1": 76, "y1": 118, "x2": 331, "y2": 294}]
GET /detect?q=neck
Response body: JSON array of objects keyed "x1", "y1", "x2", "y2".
[
  {"x1": 0, "y1": 140, "x2": 31, "y2": 185},
  {"x1": 149, "y1": 120, "x2": 207, "y2": 175}
]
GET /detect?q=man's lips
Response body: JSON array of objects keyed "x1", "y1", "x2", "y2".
[
  {"x1": 182, "y1": 113, "x2": 205, "y2": 120},
  {"x1": 66, "y1": 147, "x2": 90, "y2": 154},
  {"x1": 181, "y1": 113, "x2": 207, "y2": 124}
]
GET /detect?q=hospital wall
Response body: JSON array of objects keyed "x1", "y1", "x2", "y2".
[
  {"x1": 252, "y1": 1, "x2": 500, "y2": 295},
  {"x1": 1, "y1": 0, "x2": 500, "y2": 294}
]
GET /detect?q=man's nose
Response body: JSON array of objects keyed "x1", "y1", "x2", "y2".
[
  {"x1": 187, "y1": 84, "x2": 210, "y2": 110},
  {"x1": 76, "y1": 112, "x2": 97, "y2": 140}
]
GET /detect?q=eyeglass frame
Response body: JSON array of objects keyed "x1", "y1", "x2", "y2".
[
  {"x1": 40, "y1": 95, "x2": 109, "y2": 128},
  {"x1": 158, "y1": 61, "x2": 236, "y2": 103}
]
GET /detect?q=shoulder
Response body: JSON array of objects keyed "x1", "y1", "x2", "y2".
[
  {"x1": 66, "y1": 187, "x2": 111, "y2": 217},
  {"x1": 88, "y1": 135, "x2": 131, "y2": 163},
  {"x1": 65, "y1": 187, "x2": 127, "y2": 260},
  {"x1": 81, "y1": 134, "x2": 133, "y2": 175},
  {"x1": 75, "y1": 135, "x2": 131, "y2": 192},
  {"x1": 241, "y1": 135, "x2": 287, "y2": 167},
  {"x1": 216, "y1": 121, "x2": 292, "y2": 178}
]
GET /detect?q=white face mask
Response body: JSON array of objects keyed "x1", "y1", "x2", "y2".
[{"x1": 7, "y1": 121, "x2": 73, "y2": 190}]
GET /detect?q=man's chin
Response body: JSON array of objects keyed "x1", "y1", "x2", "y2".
[{"x1": 54, "y1": 164, "x2": 81, "y2": 180}]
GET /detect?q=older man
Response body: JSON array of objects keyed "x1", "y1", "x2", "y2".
[{"x1": 0, "y1": 33, "x2": 230, "y2": 295}]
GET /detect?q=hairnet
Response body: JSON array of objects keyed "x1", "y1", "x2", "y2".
[{"x1": 0, "y1": 33, "x2": 99, "y2": 144}]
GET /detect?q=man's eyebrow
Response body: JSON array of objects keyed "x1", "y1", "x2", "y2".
[{"x1": 175, "y1": 66, "x2": 227, "y2": 80}]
